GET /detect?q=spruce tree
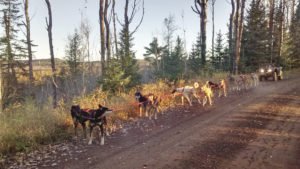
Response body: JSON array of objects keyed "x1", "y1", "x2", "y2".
[
  {"x1": 214, "y1": 30, "x2": 225, "y2": 70},
  {"x1": 65, "y1": 29, "x2": 82, "y2": 74},
  {"x1": 243, "y1": 0, "x2": 269, "y2": 71},
  {"x1": 165, "y1": 36, "x2": 185, "y2": 80},
  {"x1": 188, "y1": 33, "x2": 201, "y2": 75},
  {"x1": 117, "y1": 27, "x2": 140, "y2": 88},
  {"x1": 101, "y1": 58, "x2": 129, "y2": 94}
]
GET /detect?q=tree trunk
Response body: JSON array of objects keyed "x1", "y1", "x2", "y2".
[
  {"x1": 24, "y1": 0, "x2": 34, "y2": 85},
  {"x1": 234, "y1": 0, "x2": 240, "y2": 74},
  {"x1": 238, "y1": 0, "x2": 245, "y2": 71},
  {"x1": 45, "y1": 0, "x2": 57, "y2": 108},
  {"x1": 212, "y1": 0, "x2": 216, "y2": 60},
  {"x1": 123, "y1": 0, "x2": 130, "y2": 67},
  {"x1": 112, "y1": 0, "x2": 118, "y2": 57},
  {"x1": 104, "y1": 0, "x2": 111, "y2": 64},
  {"x1": 234, "y1": 0, "x2": 245, "y2": 75},
  {"x1": 290, "y1": 0, "x2": 295, "y2": 24},
  {"x1": 269, "y1": 0, "x2": 275, "y2": 63},
  {"x1": 278, "y1": 0, "x2": 285, "y2": 59},
  {"x1": 0, "y1": 60, "x2": 2, "y2": 114},
  {"x1": 229, "y1": 0, "x2": 235, "y2": 73},
  {"x1": 200, "y1": 0, "x2": 208, "y2": 66},
  {"x1": 99, "y1": 0, "x2": 106, "y2": 75}
]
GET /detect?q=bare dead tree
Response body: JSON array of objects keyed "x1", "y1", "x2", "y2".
[
  {"x1": 211, "y1": 0, "x2": 216, "y2": 59},
  {"x1": 121, "y1": 0, "x2": 145, "y2": 35},
  {"x1": 112, "y1": 0, "x2": 118, "y2": 57},
  {"x1": 229, "y1": 0, "x2": 235, "y2": 72},
  {"x1": 117, "y1": 0, "x2": 144, "y2": 64},
  {"x1": 99, "y1": 0, "x2": 106, "y2": 75},
  {"x1": 23, "y1": 0, "x2": 34, "y2": 85},
  {"x1": 233, "y1": 0, "x2": 245, "y2": 74},
  {"x1": 45, "y1": 0, "x2": 57, "y2": 108},
  {"x1": 104, "y1": 0, "x2": 111, "y2": 63},
  {"x1": 80, "y1": 18, "x2": 92, "y2": 71},
  {"x1": 192, "y1": 0, "x2": 208, "y2": 66},
  {"x1": 233, "y1": 0, "x2": 240, "y2": 74}
]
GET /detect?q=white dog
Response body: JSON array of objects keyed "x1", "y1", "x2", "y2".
[{"x1": 172, "y1": 82, "x2": 201, "y2": 106}]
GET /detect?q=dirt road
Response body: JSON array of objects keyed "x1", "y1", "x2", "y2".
[{"x1": 7, "y1": 75, "x2": 300, "y2": 169}]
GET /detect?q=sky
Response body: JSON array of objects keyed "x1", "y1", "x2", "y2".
[{"x1": 9, "y1": 0, "x2": 233, "y2": 60}]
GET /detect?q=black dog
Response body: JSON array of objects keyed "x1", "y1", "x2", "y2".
[
  {"x1": 134, "y1": 91, "x2": 161, "y2": 119},
  {"x1": 71, "y1": 104, "x2": 112, "y2": 145},
  {"x1": 134, "y1": 91, "x2": 149, "y2": 117}
]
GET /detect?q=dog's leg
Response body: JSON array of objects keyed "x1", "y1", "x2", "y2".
[
  {"x1": 184, "y1": 94, "x2": 192, "y2": 106},
  {"x1": 208, "y1": 95, "x2": 213, "y2": 106},
  {"x1": 202, "y1": 96, "x2": 207, "y2": 107},
  {"x1": 193, "y1": 92, "x2": 201, "y2": 104},
  {"x1": 139, "y1": 106, "x2": 143, "y2": 117},
  {"x1": 148, "y1": 107, "x2": 152, "y2": 120},
  {"x1": 82, "y1": 122, "x2": 87, "y2": 139},
  {"x1": 154, "y1": 108, "x2": 158, "y2": 120},
  {"x1": 100, "y1": 125, "x2": 105, "y2": 145},
  {"x1": 145, "y1": 105, "x2": 149, "y2": 117},
  {"x1": 102, "y1": 117, "x2": 110, "y2": 136},
  {"x1": 88, "y1": 125, "x2": 94, "y2": 145},
  {"x1": 73, "y1": 119, "x2": 78, "y2": 138}
]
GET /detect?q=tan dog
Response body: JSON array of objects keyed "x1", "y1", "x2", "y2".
[
  {"x1": 172, "y1": 82, "x2": 201, "y2": 106},
  {"x1": 205, "y1": 79, "x2": 227, "y2": 97},
  {"x1": 201, "y1": 83, "x2": 213, "y2": 106}
]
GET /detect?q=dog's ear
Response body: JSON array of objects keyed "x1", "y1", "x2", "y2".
[{"x1": 98, "y1": 104, "x2": 103, "y2": 108}]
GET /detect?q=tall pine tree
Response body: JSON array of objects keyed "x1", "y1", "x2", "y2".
[
  {"x1": 214, "y1": 30, "x2": 226, "y2": 70},
  {"x1": 117, "y1": 27, "x2": 140, "y2": 88},
  {"x1": 243, "y1": 0, "x2": 269, "y2": 72},
  {"x1": 188, "y1": 33, "x2": 202, "y2": 75},
  {"x1": 0, "y1": 0, "x2": 26, "y2": 108}
]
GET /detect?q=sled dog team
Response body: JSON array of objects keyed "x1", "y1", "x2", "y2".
[{"x1": 71, "y1": 73, "x2": 259, "y2": 145}]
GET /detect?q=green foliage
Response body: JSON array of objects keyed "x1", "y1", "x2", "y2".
[
  {"x1": 0, "y1": 0, "x2": 26, "y2": 62},
  {"x1": 65, "y1": 29, "x2": 82, "y2": 74},
  {"x1": 243, "y1": 0, "x2": 269, "y2": 72},
  {"x1": 211, "y1": 30, "x2": 227, "y2": 70},
  {"x1": 144, "y1": 37, "x2": 166, "y2": 77},
  {"x1": 188, "y1": 33, "x2": 202, "y2": 75},
  {"x1": 0, "y1": 0, "x2": 27, "y2": 109},
  {"x1": 164, "y1": 36, "x2": 185, "y2": 80},
  {"x1": 118, "y1": 26, "x2": 140, "y2": 88},
  {"x1": 100, "y1": 58, "x2": 130, "y2": 93}
]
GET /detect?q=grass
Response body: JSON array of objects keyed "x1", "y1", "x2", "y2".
[{"x1": 0, "y1": 99, "x2": 72, "y2": 158}]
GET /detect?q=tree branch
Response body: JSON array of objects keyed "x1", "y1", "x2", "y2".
[{"x1": 131, "y1": 0, "x2": 144, "y2": 35}]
